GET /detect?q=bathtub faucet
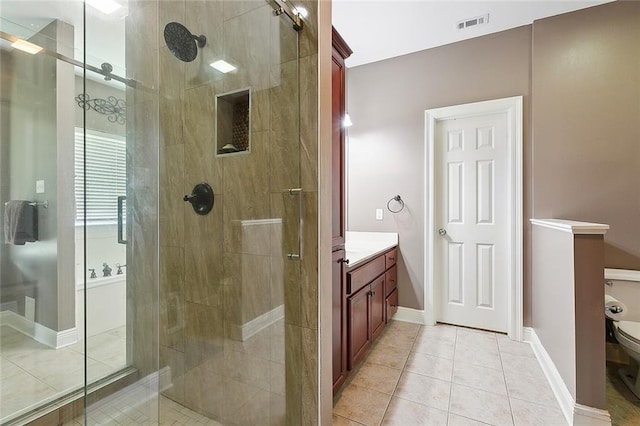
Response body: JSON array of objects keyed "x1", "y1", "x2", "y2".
[
  {"x1": 102, "y1": 263, "x2": 112, "y2": 277},
  {"x1": 116, "y1": 263, "x2": 126, "y2": 275}
]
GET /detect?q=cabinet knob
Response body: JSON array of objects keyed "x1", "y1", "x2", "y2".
[
  {"x1": 343, "y1": 259, "x2": 350, "y2": 264},
  {"x1": 389, "y1": 257, "x2": 395, "y2": 262}
]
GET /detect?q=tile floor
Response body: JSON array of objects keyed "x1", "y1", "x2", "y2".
[
  {"x1": 0, "y1": 325, "x2": 127, "y2": 424},
  {"x1": 606, "y1": 360, "x2": 640, "y2": 426},
  {"x1": 62, "y1": 392, "x2": 222, "y2": 425},
  {"x1": 333, "y1": 321, "x2": 567, "y2": 426}
]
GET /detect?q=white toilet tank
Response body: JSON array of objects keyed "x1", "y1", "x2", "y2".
[{"x1": 605, "y1": 268, "x2": 640, "y2": 322}]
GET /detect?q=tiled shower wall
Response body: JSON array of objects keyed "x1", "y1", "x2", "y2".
[{"x1": 123, "y1": 0, "x2": 321, "y2": 424}]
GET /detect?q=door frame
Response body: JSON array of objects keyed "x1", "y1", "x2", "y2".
[{"x1": 424, "y1": 96, "x2": 523, "y2": 340}]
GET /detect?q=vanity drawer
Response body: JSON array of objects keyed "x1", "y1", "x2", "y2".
[
  {"x1": 385, "y1": 264, "x2": 397, "y2": 297},
  {"x1": 347, "y1": 255, "x2": 385, "y2": 295},
  {"x1": 385, "y1": 249, "x2": 397, "y2": 269}
]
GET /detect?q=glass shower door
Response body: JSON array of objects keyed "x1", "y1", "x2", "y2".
[{"x1": 151, "y1": 0, "x2": 304, "y2": 424}]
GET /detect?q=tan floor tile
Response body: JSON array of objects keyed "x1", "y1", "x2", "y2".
[
  {"x1": 385, "y1": 320, "x2": 421, "y2": 339},
  {"x1": 504, "y1": 370, "x2": 558, "y2": 407},
  {"x1": 454, "y1": 343, "x2": 502, "y2": 371},
  {"x1": 349, "y1": 362, "x2": 402, "y2": 395},
  {"x1": 453, "y1": 360, "x2": 507, "y2": 395},
  {"x1": 366, "y1": 342, "x2": 410, "y2": 370},
  {"x1": 509, "y1": 397, "x2": 566, "y2": 426},
  {"x1": 405, "y1": 351, "x2": 454, "y2": 382},
  {"x1": 500, "y1": 352, "x2": 546, "y2": 380},
  {"x1": 333, "y1": 413, "x2": 366, "y2": 425},
  {"x1": 449, "y1": 384, "x2": 514, "y2": 425},
  {"x1": 394, "y1": 371, "x2": 451, "y2": 411},
  {"x1": 412, "y1": 335, "x2": 455, "y2": 359},
  {"x1": 497, "y1": 334, "x2": 535, "y2": 358},
  {"x1": 333, "y1": 384, "x2": 391, "y2": 425},
  {"x1": 381, "y1": 396, "x2": 448, "y2": 425},
  {"x1": 447, "y1": 413, "x2": 489, "y2": 425},
  {"x1": 376, "y1": 329, "x2": 416, "y2": 351}
]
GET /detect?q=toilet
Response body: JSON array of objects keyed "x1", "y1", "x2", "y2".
[{"x1": 612, "y1": 320, "x2": 640, "y2": 398}]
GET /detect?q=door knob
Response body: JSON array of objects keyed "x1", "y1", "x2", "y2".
[{"x1": 438, "y1": 228, "x2": 447, "y2": 237}]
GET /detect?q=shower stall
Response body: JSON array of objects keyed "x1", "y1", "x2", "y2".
[{"x1": 0, "y1": 0, "x2": 320, "y2": 424}]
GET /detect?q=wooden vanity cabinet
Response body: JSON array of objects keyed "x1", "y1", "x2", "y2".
[
  {"x1": 331, "y1": 28, "x2": 352, "y2": 396},
  {"x1": 346, "y1": 247, "x2": 398, "y2": 370}
]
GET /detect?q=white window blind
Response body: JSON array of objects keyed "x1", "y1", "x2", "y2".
[{"x1": 74, "y1": 128, "x2": 126, "y2": 222}]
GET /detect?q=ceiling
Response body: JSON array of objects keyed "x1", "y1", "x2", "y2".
[
  {"x1": 332, "y1": 0, "x2": 614, "y2": 68},
  {"x1": 0, "y1": 0, "x2": 614, "y2": 75}
]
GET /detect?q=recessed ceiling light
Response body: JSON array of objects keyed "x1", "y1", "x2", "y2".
[
  {"x1": 85, "y1": 0, "x2": 122, "y2": 15},
  {"x1": 11, "y1": 39, "x2": 43, "y2": 55},
  {"x1": 210, "y1": 60, "x2": 237, "y2": 73}
]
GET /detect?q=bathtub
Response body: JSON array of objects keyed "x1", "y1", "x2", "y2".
[{"x1": 76, "y1": 274, "x2": 126, "y2": 338}]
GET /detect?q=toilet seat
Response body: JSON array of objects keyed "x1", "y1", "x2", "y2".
[{"x1": 617, "y1": 321, "x2": 640, "y2": 345}]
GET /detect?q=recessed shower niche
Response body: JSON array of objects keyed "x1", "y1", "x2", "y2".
[{"x1": 215, "y1": 87, "x2": 251, "y2": 156}]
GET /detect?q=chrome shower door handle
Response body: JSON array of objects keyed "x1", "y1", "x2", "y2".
[
  {"x1": 287, "y1": 188, "x2": 303, "y2": 261},
  {"x1": 438, "y1": 228, "x2": 447, "y2": 237}
]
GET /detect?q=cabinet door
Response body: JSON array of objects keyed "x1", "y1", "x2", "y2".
[
  {"x1": 331, "y1": 50, "x2": 346, "y2": 248},
  {"x1": 370, "y1": 276, "x2": 386, "y2": 341},
  {"x1": 332, "y1": 249, "x2": 347, "y2": 394},
  {"x1": 348, "y1": 286, "x2": 371, "y2": 369}
]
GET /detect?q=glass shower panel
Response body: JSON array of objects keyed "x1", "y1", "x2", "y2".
[
  {"x1": 0, "y1": 1, "x2": 85, "y2": 423},
  {"x1": 83, "y1": 0, "x2": 160, "y2": 423},
  {"x1": 155, "y1": 0, "x2": 302, "y2": 424}
]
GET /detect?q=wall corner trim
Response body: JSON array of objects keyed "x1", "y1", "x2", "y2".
[
  {"x1": 530, "y1": 219, "x2": 609, "y2": 235},
  {"x1": 392, "y1": 307, "x2": 426, "y2": 325},
  {"x1": 524, "y1": 327, "x2": 612, "y2": 426}
]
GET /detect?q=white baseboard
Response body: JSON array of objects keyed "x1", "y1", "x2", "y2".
[
  {"x1": 573, "y1": 404, "x2": 612, "y2": 425},
  {"x1": 392, "y1": 307, "x2": 426, "y2": 325},
  {"x1": 524, "y1": 327, "x2": 611, "y2": 426},
  {"x1": 0, "y1": 310, "x2": 78, "y2": 349}
]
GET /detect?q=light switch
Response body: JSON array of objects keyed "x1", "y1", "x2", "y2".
[
  {"x1": 36, "y1": 180, "x2": 45, "y2": 193},
  {"x1": 376, "y1": 209, "x2": 383, "y2": 220}
]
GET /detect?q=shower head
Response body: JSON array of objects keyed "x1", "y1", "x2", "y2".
[{"x1": 163, "y1": 22, "x2": 206, "y2": 63}]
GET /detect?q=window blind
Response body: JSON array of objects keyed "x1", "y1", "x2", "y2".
[{"x1": 74, "y1": 128, "x2": 126, "y2": 222}]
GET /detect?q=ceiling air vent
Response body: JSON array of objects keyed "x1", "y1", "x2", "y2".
[{"x1": 457, "y1": 14, "x2": 489, "y2": 30}]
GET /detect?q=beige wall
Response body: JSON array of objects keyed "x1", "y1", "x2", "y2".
[
  {"x1": 347, "y1": 26, "x2": 532, "y2": 310},
  {"x1": 347, "y1": 1, "x2": 640, "y2": 323},
  {"x1": 531, "y1": 1, "x2": 640, "y2": 272},
  {"x1": 574, "y1": 234, "x2": 606, "y2": 409}
]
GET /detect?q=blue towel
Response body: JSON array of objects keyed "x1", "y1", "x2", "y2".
[{"x1": 3, "y1": 200, "x2": 38, "y2": 245}]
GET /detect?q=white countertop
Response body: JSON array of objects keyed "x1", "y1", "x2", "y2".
[{"x1": 345, "y1": 231, "x2": 399, "y2": 269}]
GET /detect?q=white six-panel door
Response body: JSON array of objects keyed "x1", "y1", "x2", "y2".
[{"x1": 435, "y1": 112, "x2": 509, "y2": 332}]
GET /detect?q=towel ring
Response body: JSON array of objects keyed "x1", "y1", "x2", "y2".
[{"x1": 387, "y1": 195, "x2": 405, "y2": 213}]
